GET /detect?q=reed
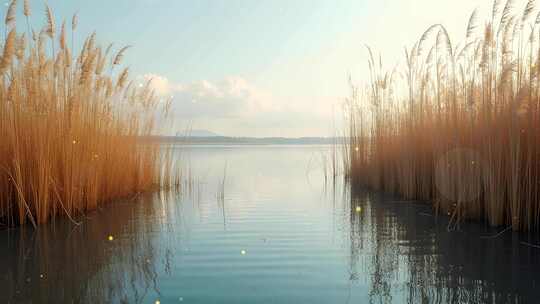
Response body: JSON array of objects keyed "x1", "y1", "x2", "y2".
[
  {"x1": 347, "y1": 0, "x2": 540, "y2": 231},
  {"x1": 217, "y1": 162, "x2": 227, "y2": 202},
  {"x1": 0, "y1": 1, "x2": 173, "y2": 227}
]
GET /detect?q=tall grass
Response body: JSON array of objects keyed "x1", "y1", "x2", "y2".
[
  {"x1": 347, "y1": 0, "x2": 540, "y2": 231},
  {"x1": 0, "y1": 1, "x2": 173, "y2": 227}
]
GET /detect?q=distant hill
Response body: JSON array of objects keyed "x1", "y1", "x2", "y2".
[
  {"x1": 145, "y1": 135, "x2": 345, "y2": 145},
  {"x1": 176, "y1": 129, "x2": 221, "y2": 137}
]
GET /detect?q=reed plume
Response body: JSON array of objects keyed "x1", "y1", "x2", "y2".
[
  {"x1": 5, "y1": 0, "x2": 17, "y2": 27},
  {"x1": 113, "y1": 46, "x2": 131, "y2": 66},
  {"x1": 45, "y1": 4, "x2": 55, "y2": 38}
]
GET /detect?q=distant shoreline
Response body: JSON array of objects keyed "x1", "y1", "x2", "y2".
[{"x1": 143, "y1": 136, "x2": 347, "y2": 145}]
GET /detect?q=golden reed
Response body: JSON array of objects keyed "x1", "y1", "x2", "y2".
[
  {"x1": 346, "y1": 0, "x2": 540, "y2": 231},
  {"x1": 0, "y1": 1, "x2": 175, "y2": 227}
]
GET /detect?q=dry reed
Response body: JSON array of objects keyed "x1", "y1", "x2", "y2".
[
  {"x1": 347, "y1": 0, "x2": 540, "y2": 231},
  {"x1": 0, "y1": 1, "x2": 174, "y2": 227}
]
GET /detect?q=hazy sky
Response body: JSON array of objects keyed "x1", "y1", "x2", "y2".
[{"x1": 19, "y1": 0, "x2": 495, "y2": 136}]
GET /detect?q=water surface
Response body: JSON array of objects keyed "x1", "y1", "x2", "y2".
[{"x1": 1, "y1": 145, "x2": 540, "y2": 303}]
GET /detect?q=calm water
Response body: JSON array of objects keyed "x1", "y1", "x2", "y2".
[{"x1": 1, "y1": 145, "x2": 540, "y2": 304}]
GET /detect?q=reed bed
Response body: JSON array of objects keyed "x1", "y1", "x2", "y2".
[
  {"x1": 347, "y1": 0, "x2": 540, "y2": 231},
  {"x1": 0, "y1": 1, "x2": 173, "y2": 227}
]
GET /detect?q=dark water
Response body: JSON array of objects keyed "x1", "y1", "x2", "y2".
[{"x1": 1, "y1": 145, "x2": 540, "y2": 304}]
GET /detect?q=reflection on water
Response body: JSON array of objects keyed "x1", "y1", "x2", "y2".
[
  {"x1": 1, "y1": 145, "x2": 539, "y2": 303},
  {"x1": 0, "y1": 192, "x2": 181, "y2": 303},
  {"x1": 348, "y1": 189, "x2": 540, "y2": 304}
]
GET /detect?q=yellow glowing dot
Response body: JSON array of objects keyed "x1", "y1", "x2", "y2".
[
  {"x1": 155, "y1": 301, "x2": 160, "y2": 304},
  {"x1": 39, "y1": 274, "x2": 44, "y2": 279},
  {"x1": 108, "y1": 235, "x2": 114, "y2": 241},
  {"x1": 355, "y1": 206, "x2": 362, "y2": 212},
  {"x1": 240, "y1": 250, "x2": 246, "y2": 255},
  {"x1": 355, "y1": 146, "x2": 359, "y2": 152},
  {"x1": 72, "y1": 140, "x2": 77, "y2": 144}
]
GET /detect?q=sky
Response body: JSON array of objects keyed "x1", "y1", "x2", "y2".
[{"x1": 16, "y1": 0, "x2": 496, "y2": 137}]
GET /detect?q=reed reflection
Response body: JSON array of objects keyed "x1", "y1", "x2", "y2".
[
  {"x1": 0, "y1": 191, "x2": 185, "y2": 303},
  {"x1": 347, "y1": 188, "x2": 540, "y2": 304}
]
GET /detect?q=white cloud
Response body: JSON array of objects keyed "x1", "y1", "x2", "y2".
[
  {"x1": 158, "y1": 76, "x2": 272, "y2": 118},
  {"x1": 143, "y1": 74, "x2": 173, "y2": 96},
  {"x1": 145, "y1": 74, "x2": 338, "y2": 137}
]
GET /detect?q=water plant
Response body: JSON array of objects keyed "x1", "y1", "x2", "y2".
[
  {"x1": 0, "y1": 1, "x2": 173, "y2": 227},
  {"x1": 347, "y1": 0, "x2": 540, "y2": 231}
]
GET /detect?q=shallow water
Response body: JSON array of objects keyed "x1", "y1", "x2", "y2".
[{"x1": 1, "y1": 145, "x2": 540, "y2": 304}]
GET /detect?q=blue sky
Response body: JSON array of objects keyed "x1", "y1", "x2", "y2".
[
  {"x1": 38, "y1": 1, "x2": 364, "y2": 80},
  {"x1": 15, "y1": 0, "x2": 491, "y2": 136}
]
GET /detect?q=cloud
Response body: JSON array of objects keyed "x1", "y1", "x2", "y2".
[
  {"x1": 144, "y1": 74, "x2": 172, "y2": 96},
  {"x1": 143, "y1": 74, "x2": 338, "y2": 137},
  {"x1": 145, "y1": 74, "x2": 274, "y2": 117}
]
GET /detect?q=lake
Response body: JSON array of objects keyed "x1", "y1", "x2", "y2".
[{"x1": 1, "y1": 145, "x2": 540, "y2": 303}]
